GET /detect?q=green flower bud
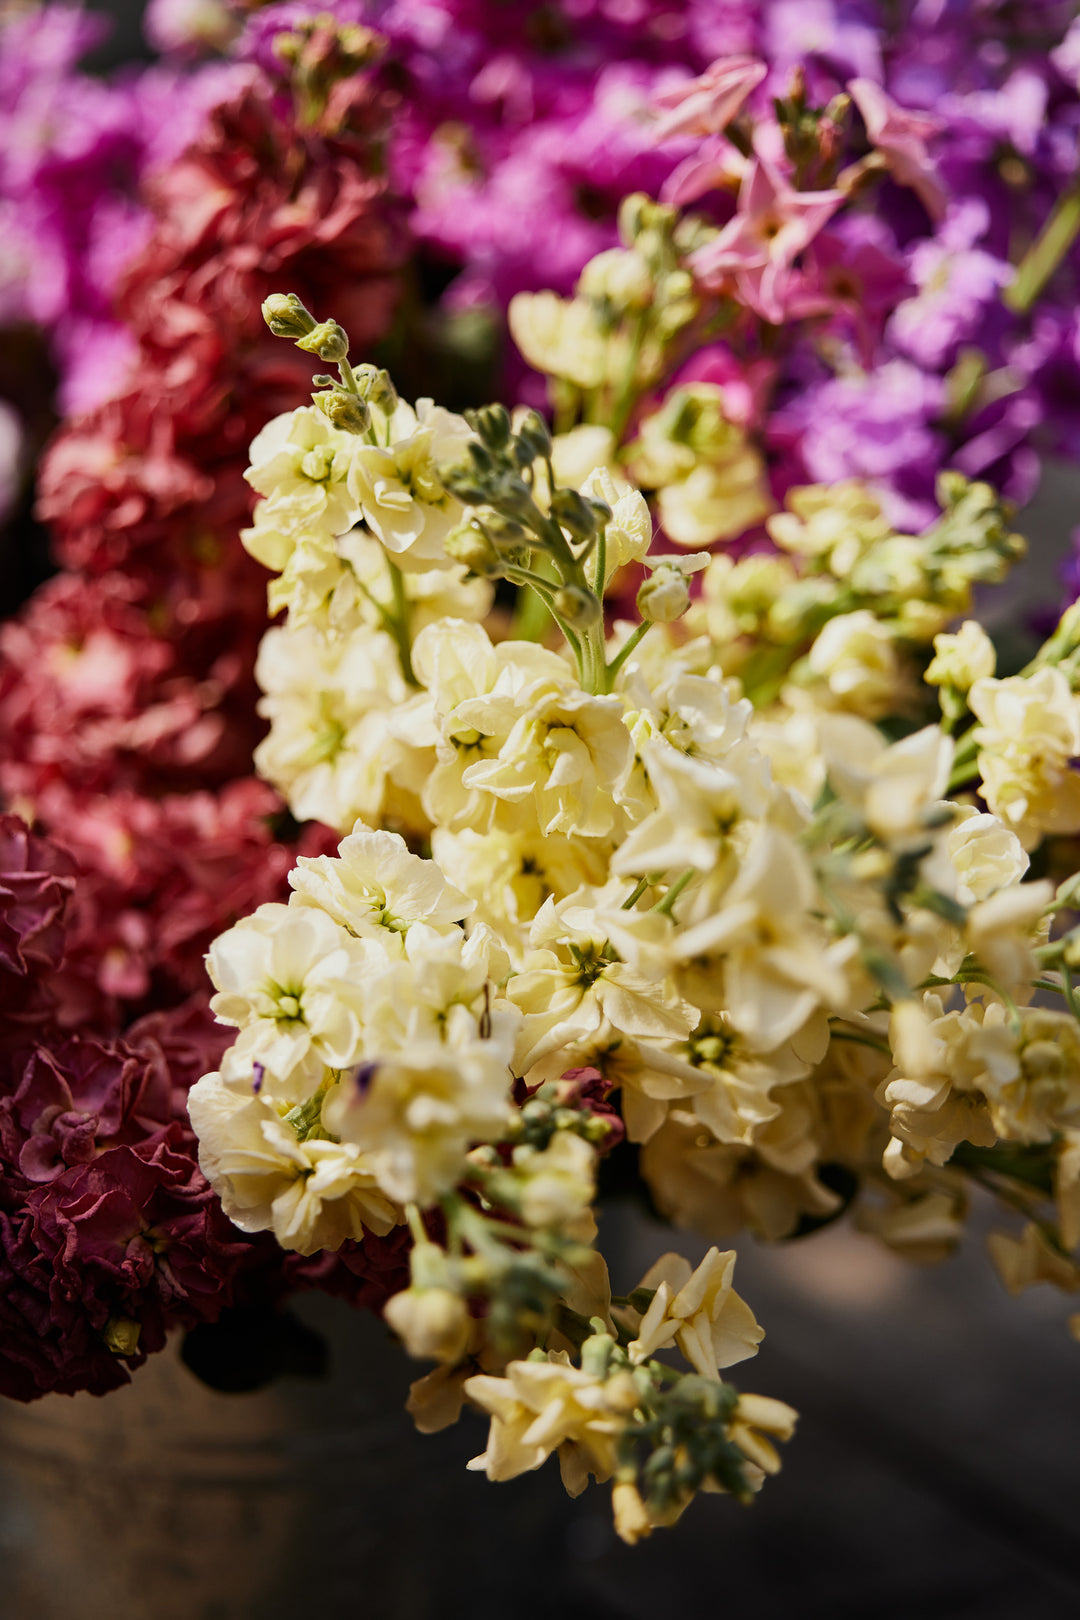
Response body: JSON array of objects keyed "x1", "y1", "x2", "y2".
[
  {"x1": 344, "y1": 363, "x2": 397, "y2": 413},
  {"x1": 262, "y1": 292, "x2": 316, "y2": 338},
  {"x1": 466, "y1": 403, "x2": 512, "y2": 450},
  {"x1": 445, "y1": 521, "x2": 503, "y2": 577},
  {"x1": 550, "y1": 487, "x2": 601, "y2": 541},
  {"x1": 515, "y1": 409, "x2": 553, "y2": 464},
  {"x1": 313, "y1": 388, "x2": 370, "y2": 434},
  {"x1": 296, "y1": 319, "x2": 350, "y2": 362},
  {"x1": 553, "y1": 585, "x2": 602, "y2": 631}
]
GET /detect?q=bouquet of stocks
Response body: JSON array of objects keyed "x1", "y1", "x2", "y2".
[
  {"x1": 3, "y1": 6, "x2": 1080, "y2": 1550},
  {"x1": 187, "y1": 223, "x2": 1080, "y2": 1542}
]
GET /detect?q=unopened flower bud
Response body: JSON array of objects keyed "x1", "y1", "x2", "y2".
[
  {"x1": 466, "y1": 403, "x2": 512, "y2": 450},
  {"x1": 637, "y1": 564, "x2": 691, "y2": 623},
  {"x1": 384, "y1": 1287, "x2": 471, "y2": 1364},
  {"x1": 550, "y1": 487, "x2": 600, "y2": 540},
  {"x1": 579, "y1": 248, "x2": 653, "y2": 311},
  {"x1": 617, "y1": 191, "x2": 651, "y2": 247},
  {"x1": 103, "y1": 1316, "x2": 141, "y2": 1357},
  {"x1": 515, "y1": 409, "x2": 553, "y2": 464},
  {"x1": 262, "y1": 292, "x2": 316, "y2": 338},
  {"x1": 552, "y1": 584, "x2": 602, "y2": 631},
  {"x1": 439, "y1": 460, "x2": 489, "y2": 505},
  {"x1": 351, "y1": 364, "x2": 398, "y2": 412},
  {"x1": 296, "y1": 320, "x2": 350, "y2": 362},
  {"x1": 313, "y1": 388, "x2": 370, "y2": 434},
  {"x1": 612, "y1": 1481, "x2": 652, "y2": 1545},
  {"x1": 445, "y1": 521, "x2": 502, "y2": 577}
]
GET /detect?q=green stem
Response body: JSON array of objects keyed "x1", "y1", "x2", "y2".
[
  {"x1": 603, "y1": 621, "x2": 652, "y2": 692},
  {"x1": 1004, "y1": 182, "x2": 1080, "y2": 314},
  {"x1": 338, "y1": 356, "x2": 359, "y2": 394},
  {"x1": 386, "y1": 557, "x2": 416, "y2": 686},
  {"x1": 621, "y1": 876, "x2": 651, "y2": 911},
  {"x1": 653, "y1": 868, "x2": 695, "y2": 917}
]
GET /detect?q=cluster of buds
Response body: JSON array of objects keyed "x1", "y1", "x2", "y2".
[{"x1": 439, "y1": 403, "x2": 620, "y2": 681}]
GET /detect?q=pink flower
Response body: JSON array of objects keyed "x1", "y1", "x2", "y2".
[
  {"x1": 0, "y1": 815, "x2": 76, "y2": 979},
  {"x1": 848, "y1": 78, "x2": 947, "y2": 222},
  {"x1": 653, "y1": 56, "x2": 767, "y2": 142},
  {"x1": 688, "y1": 157, "x2": 843, "y2": 323}
]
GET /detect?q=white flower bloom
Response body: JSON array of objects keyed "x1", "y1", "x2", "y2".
[
  {"x1": 412, "y1": 619, "x2": 573, "y2": 833},
  {"x1": 188, "y1": 1073, "x2": 398, "y2": 1255},
  {"x1": 672, "y1": 825, "x2": 855, "y2": 1046},
  {"x1": 580, "y1": 466, "x2": 652, "y2": 577},
  {"x1": 325, "y1": 1000, "x2": 518, "y2": 1205},
  {"x1": 970, "y1": 667, "x2": 1080, "y2": 848},
  {"x1": 207, "y1": 902, "x2": 372, "y2": 1097},
  {"x1": 944, "y1": 805, "x2": 1028, "y2": 904},
  {"x1": 508, "y1": 291, "x2": 608, "y2": 390},
  {"x1": 626, "y1": 1247, "x2": 763, "y2": 1376},
  {"x1": 346, "y1": 398, "x2": 475, "y2": 567},
  {"x1": 613, "y1": 739, "x2": 772, "y2": 878},
  {"x1": 925, "y1": 620, "x2": 996, "y2": 691},
  {"x1": 431, "y1": 826, "x2": 610, "y2": 955},
  {"x1": 462, "y1": 679, "x2": 634, "y2": 839},
  {"x1": 807, "y1": 610, "x2": 906, "y2": 719},
  {"x1": 511, "y1": 1131, "x2": 597, "y2": 1228},
  {"x1": 242, "y1": 407, "x2": 360, "y2": 569},
  {"x1": 465, "y1": 1351, "x2": 639, "y2": 1491},
  {"x1": 507, "y1": 892, "x2": 696, "y2": 1075},
  {"x1": 818, "y1": 716, "x2": 954, "y2": 840},
  {"x1": 254, "y1": 622, "x2": 429, "y2": 834},
  {"x1": 290, "y1": 822, "x2": 473, "y2": 946}
]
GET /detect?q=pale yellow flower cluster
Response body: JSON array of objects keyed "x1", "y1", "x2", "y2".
[{"x1": 189, "y1": 314, "x2": 1080, "y2": 1543}]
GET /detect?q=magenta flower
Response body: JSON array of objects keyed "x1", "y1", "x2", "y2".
[
  {"x1": 652, "y1": 55, "x2": 767, "y2": 141},
  {"x1": 688, "y1": 156, "x2": 843, "y2": 322},
  {"x1": 848, "y1": 77, "x2": 947, "y2": 221}
]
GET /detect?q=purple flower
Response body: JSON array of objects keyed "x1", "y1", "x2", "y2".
[
  {"x1": 772, "y1": 359, "x2": 946, "y2": 529},
  {"x1": 888, "y1": 199, "x2": 1012, "y2": 369}
]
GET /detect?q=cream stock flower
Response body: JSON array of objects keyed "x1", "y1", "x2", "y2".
[
  {"x1": 672, "y1": 825, "x2": 854, "y2": 1047},
  {"x1": 987, "y1": 1223, "x2": 1080, "y2": 1296},
  {"x1": 613, "y1": 739, "x2": 772, "y2": 879},
  {"x1": 579, "y1": 466, "x2": 652, "y2": 578},
  {"x1": 817, "y1": 716, "x2": 954, "y2": 841},
  {"x1": 944, "y1": 805, "x2": 1028, "y2": 903},
  {"x1": 882, "y1": 996, "x2": 1008, "y2": 1177},
  {"x1": 207, "y1": 902, "x2": 371, "y2": 1097},
  {"x1": 464, "y1": 1351, "x2": 640, "y2": 1493},
  {"x1": 187, "y1": 1073, "x2": 398, "y2": 1255},
  {"x1": 412, "y1": 620, "x2": 573, "y2": 833},
  {"x1": 507, "y1": 891, "x2": 696, "y2": 1075},
  {"x1": 657, "y1": 457, "x2": 773, "y2": 549},
  {"x1": 806, "y1": 610, "x2": 906, "y2": 720},
  {"x1": 507, "y1": 291, "x2": 608, "y2": 390},
  {"x1": 289, "y1": 822, "x2": 473, "y2": 945},
  {"x1": 431, "y1": 826, "x2": 610, "y2": 953},
  {"x1": 510, "y1": 1130, "x2": 597, "y2": 1229},
  {"x1": 461, "y1": 680, "x2": 634, "y2": 840},
  {"x1": 969, "y1": 667, "x2": 1080, "y2": 848},
  {"x1": 254, "y1": 622, "x2": 428, "y2": 834},
  {"x1": 626, "y1": 1247, "x2": 763, "y2": 1375},
  {"x1": 925, "y1": 620, "x2": 997, "y2": 691},
  {"x1": 346, "y1": 398, "x2": 475, "y2": 567},
  {"x1": 641, "y1": 1108, "x2": 840, "y2": 1241},
  {"x1": 768, "y1": 481, "x2": 888, "y2": 570},
  {"x1": 242, "y1": 406, "x2": 359, "y2": 570},
  {"x1": 325, "y1": 997, "x2": 519, "y2": 1206}
]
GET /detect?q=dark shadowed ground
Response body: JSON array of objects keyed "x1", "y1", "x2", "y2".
[{"x1": 1, "y1": 1197, "x2": 1078, "y2": 1620}]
